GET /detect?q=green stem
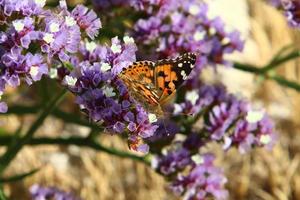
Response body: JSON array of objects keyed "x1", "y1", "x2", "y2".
[
  {"x1": 0, "y1": 89, "x2": 67, "y2": 175},
  {"x1": 2, "y1": 105, "x2": 102, "y2": 131},
  {"x1": 233, "y1": 62, "x2": 300, "y2": 93},
  {"x1": 0, "y1": 135, "x2": 149, "y2": 165},
  {"x1": 262, "y1": 50, "x2": 300, "y2": 72}
]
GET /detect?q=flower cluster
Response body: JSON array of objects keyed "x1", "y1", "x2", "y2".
[
  {"x1": 153, "y1": 139, "x2": 228, "y2": 200},
  {"x1": 0, "y1": 0, "x2": 101, "y2": 112},
  {"x1": 132, "y1": 0, "x2": 244, "y2": 66},
  {"x1": 30, "y1": 184, "x2": 80, "y2": 200},
  {"x1": 61, "y1": 37, "x2": 158, "y2": 153},
  {"x1": 170, "y1": 78, "x2": 276, "y2": 154},
  {"x1": 281, "y1": 0, "x2": 300, "y2": 28}
]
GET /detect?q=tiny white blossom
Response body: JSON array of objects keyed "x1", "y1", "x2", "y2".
[
  {"x1": 209, "y1": 27, "x2": 217, "y2": 35},
  {"x1": 49, "y1": 68, "x2": 58, "y2": 79},
  {"x1": 103, "y1": 86, "x2": 116, "y2": 97},
  {"x1": 85, "y1": 41, "x2": 97, "y2": 52},
  {"x1": 111, "y1": 43, "x2": 122, "y2": 54},
  {"x1": 189, "y1": 5, "x2": 200, "y2": 15},
  {"x1": 123, "y1": 36, "x2": 134, "y2": 44},
  {"x1": 260, "y1": 135, "x2": 271, "y2": 145},
  {"x1": 101, "y1": 63, "x2": 111, "y2": 72},
  {"x1": 191, "y1": 155, "x2": 204, "y2": 164},
  {"x1": 65, "y1": 16, "x2": 76, "y2": 27},
  {"x1": 185, "y1": 90, "x2": 199, "y2": 105},
  {"x1": 246, "y1": 110, "x2": 264, "y2": 123},
  {"x1": 29, "y1": 66, "x2": 39, "y2": 77},
  {"x1": 193, "y1": 31, "x2": 205, "y2": 41},
  {"x1": 148, "y1": 113, "x2": 157, "y2": 123},
  {"x1": 64, "y1": 75, "x2": 77, "y2": 86},
  {"x1": 12, "y1": 20, "x2": 25, "y2": 32},
  {"x1": 173, "y1": 104, "x2": 183, "y2": 115},
  {"x1": 43, "y1": 33, "x2": 54, "y2": 44},
  {"x1": 34, "y1": 0, "x2": 46, "y2": 7},
  {"x1": 49, "y1": 22, "x2": 60, "y2": 33}
]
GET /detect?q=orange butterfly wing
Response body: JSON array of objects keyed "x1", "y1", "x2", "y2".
[
  {"x1": 119, "y1": 53, "x2": 197, "y2": 115},
  {"x1": 154, "y1": 53, "x2": 197, "y2": 104}
]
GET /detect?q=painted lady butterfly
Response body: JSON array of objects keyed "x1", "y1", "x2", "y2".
[{"x1": 119, "y1": 53, "x2": 197, "y2": 116}]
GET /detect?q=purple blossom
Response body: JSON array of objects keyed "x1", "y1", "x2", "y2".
[
  {"x1": 0, "y1": 0, "x2": 101, "y2": 113},
  {"x1": 153, "y1": 138, "x2": 228, "y2": 200},
  {"x1": 0, "y1": 0, "x2": 45, "y2": 20},
  {"x1": 65, "y1": 37, "x2": 158, "y2": 152},
  {"x1": 153, "y1": 148, "x2": 192, "y2": 175},
  {"x1": 71, "y1": 5, "x2": 102, "y2": 39},
  {"x1": 169, "y1": 78, "x2": 276, "y2": 154},
  {"x1": 282, "y1": 0, "x2": 300, "y2": 28},
  {"x1": 170, "y1": 154, "x2": 228, "y2": 200},
  {"x1": 30, "y1": 184, "x2": 80, "y2": 200},
  {"x1": 133, "y1": 0, "x2": 244, "y2": 66}
]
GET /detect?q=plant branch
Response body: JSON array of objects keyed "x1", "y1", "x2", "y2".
[
  {"x1": 0, "y1": 89, "x2": 67, "y2": 175},
  {"x1": 0, "y1": 135, "x2": 149, "y2": 165}
]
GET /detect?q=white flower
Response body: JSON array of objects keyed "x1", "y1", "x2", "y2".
[
  {"x1": 185, "y1": 90, "x2": 199, "y2": 105},
  {"x1": 49, "y1": 22, "x2": 60, "y2": 33},
  {"x1": 12, "y1": 20, "x2": 25, "y2": 32},
  {"x1": 34, "y1": 0, "x2": 46, "y2": 7},
  {"x1": 29, "y1": 66, "x2": 39, "y2": 77},
  {"x1": 148, "y1": 113, "x2": 157, "y2": 123},
  {"x1": 260, "y1": 135, "x2": 271, "y2": 145},
  {"x1": 193, "y1": 31, "x2": 205, "y2": 41},
  {"x1": 49, "y1": 68, "x2": 58, "y2": 79},
  {"x1": 64, "y1": 75, "x2": 77, "y2": 86},
  {"x1": 173, "y1": 104, "x2": 183, "y2": 115},
  {"x1": 189, "y1": 5, "x2": 200, "y2": 15},
  {"x1": 65, "y1": 16, "x2": 76, "y2": 27},
  {"x1": 111, "y1": 43, "x2": 122, "y2": 54},
  {"x1": 43, "y1": 33, "x2": 54, "y2": 44},
  {"x1": 123, "y1": 36, "x2": 134, "y2": 44},
  {"x1": 85, "y1": 41, "x2": 97, "y2": 52},
  {"x1": 101, "y1": 63, "x2": 111, "y2": 72},
  {"x1": 191, "y1": 155, "x2": 204, "y2": 164},
  {"x1": 103, "y1": 86, "x2": 116, "y2": 97},
  {"x1": 246, "y1": 110, "x2": 264, "y2": 123}
]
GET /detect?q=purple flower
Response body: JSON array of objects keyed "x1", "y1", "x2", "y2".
[
  {"x1": 282, "y1": 0, "x2": 300, "y2": 28},
  {"x1": 65, "y1": 37, "x2": 158, "y2": 153},
  {"x1": 153, "y1": 137, "x2": 228, "y2": 200},
  {"x1": 0, "y1": 0, "x2": 45, "y2": 19},
  {"x1": 0, "y1": 102, "x2": 8, "y2": 113},
  {"x1": 205, "y1": 100, "x2": 240, "y2": 140},
  {"x1": 153, "y1": 148, "x2": 192, "y2": 175},
  {"x1": 30, "y1": 184, "x2": 80, "y2": 200},
  {"x1": 0, "y1": 0, "x2": 102, "y2": 113},
  {"x1": 72, "y1": 5, "x2": 102, "y2": 39},
  {"x1": 170, "y1": 154, "x2": 228, "y2": 200},
  {"x1": 133, "y1": 0, "x2": 244, "y2": 66},
  {"x1": 169, "y1": 78, "x2": 276, "y2": 154}
]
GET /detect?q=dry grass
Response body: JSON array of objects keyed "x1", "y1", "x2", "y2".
[{"x1": 2, "y1": 0, "x2": 300, "y2": 199}]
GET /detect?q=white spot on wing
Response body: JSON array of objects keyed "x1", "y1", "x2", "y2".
[
  {"x1": 181, "y1": 70, "x2": 187, "y2": 80},
  {"x1": 178, "y1": 63, "x2": 183, "y2": 68}
]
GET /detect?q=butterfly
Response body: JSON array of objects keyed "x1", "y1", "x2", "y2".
[{"x1": 118, "y1": 53, "x2": 197, "y2": 117}]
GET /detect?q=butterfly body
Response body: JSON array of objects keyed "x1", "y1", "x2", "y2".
[{"x1": 119, "y1": 53, "x2": 197, "y2": 116}]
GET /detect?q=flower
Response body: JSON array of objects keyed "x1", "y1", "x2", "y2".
[
  {"x1": 170, "y1": 154, "x2": 228, "y2": 200},
  {"x1": 30, "y1": 184, "x2": 80, "y2": 200},
  {"x1": 133, "y1": 0, "x2": 244, "y2": 66},
  {"x1": 0, "y1": 0, "x2": 102, "y2": 112},
  {"x1": 71, "y1": 5, "x2": 102, "y2": 39},
  {"x1": 282, "y1": 0, "x2": 300, "y2": 28},
  {"x1": 65, "y1": 37, "x2": 157, "y2": 153},
  {"x1": 153, "y1": 136, "x2": 228, "y2": 200}
]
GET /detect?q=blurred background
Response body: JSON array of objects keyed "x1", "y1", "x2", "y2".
[{"x1": 2, "y1": 0, "x2": 300, "y2": 199}]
